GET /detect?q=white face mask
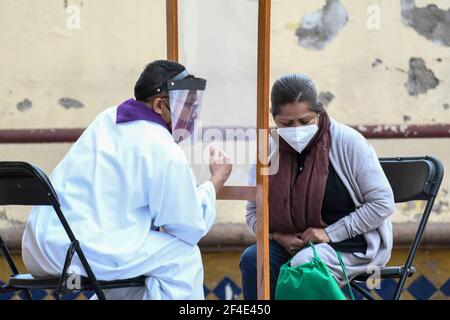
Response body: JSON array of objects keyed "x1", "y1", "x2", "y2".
[{"x1": 277, "y1": 124, "x2": 319, "y2": 154}]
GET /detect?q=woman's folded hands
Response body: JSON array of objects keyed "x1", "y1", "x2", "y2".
[{"x1": 273, "y1": 227, "x2": 331, "y2": 256}]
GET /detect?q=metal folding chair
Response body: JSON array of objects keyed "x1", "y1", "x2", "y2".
[
  {"x1": 350, "y1": 156, "x2": 444, "y2": 300},
  {"x1": 0, "y1": 162, "x2": 146, "y2": 300}
]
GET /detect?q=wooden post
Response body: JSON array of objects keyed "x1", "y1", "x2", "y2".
[
  {"x1": 256, "y1": 0, "x2": 271, "y2": 300},
  {"x1": 166, "y1": 0, "x2": 179, "y2": 61}
]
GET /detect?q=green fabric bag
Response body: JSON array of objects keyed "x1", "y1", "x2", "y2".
[{"x1": 275, "y1": 241, "x2": 355, "y2": 300}]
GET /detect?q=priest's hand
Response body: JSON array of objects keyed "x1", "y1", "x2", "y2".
[
  {"x1": 273, "y1": 232, "x2": 306, "y2": 256},
  {"x1": 301, "y1": 227, "x2": 331, "y2": 244},
  {"x1": 209, "y1": 145, "x2": 232, "y2": 194}
]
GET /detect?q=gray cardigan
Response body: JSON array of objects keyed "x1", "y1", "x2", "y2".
[{"x1": 246, "y1": 118, "x2": 395, "y2": 265}]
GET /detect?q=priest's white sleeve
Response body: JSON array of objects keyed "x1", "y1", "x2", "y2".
[{"x1": 149, "y1": 160, "x2": 216, "y2": 246}]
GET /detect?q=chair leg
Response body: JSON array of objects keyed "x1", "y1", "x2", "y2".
[
  {"x1": 394, "y1": 198, "x2": 436, "y2": 300},
  {"x1": 21, "y1": 289, "x2": 33, "y2": 300},
  {"x1": 53, "y1": 239, "x2": 106, "y2": 300},
  {"x1": 0, "y1": 235, "x2": 20, "y2": 275},
  {"x1": 75, "y1": 245, "x2": 106, "y2": 300},
  {"x1": 350, "y1": 281, "x2": 376, "y2": 300},
  {"x1": 0, "y1": 235, "x2": 33, "y2": 300},
  {"x1": 55, "y1": 240, "x2": 78, "y2": 300},
  {"x1": 53, "y1": 205, "x2": 106, "y2": 300}
]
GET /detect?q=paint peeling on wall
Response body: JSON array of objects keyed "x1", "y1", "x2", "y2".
[
  {"x1": 58, "y1": 98, "x2": 84, "y2": 109},
  {"x1": 406, "y1": 58, "x2": 439, "y2": 96},
  {"x1": 0, "y1": 207, "x2": 24, "y2": 228},
  {"x1": 295, "y1": 0, "x2": 348, "y2": 50},
  {"x1": 433, "y1": 200, "x2": 449, "y2": 215},
  {"x1": 16, "y1": 99, "x2": 32, "y2": 112},
  {"x1": 401, "y1": 0, "x2": 450, "y2": 47},
  {"x1": 318, "y1": 91, "x2": 335, "y2": 108},
  {"x1": 64, "y1": 0, "x2": 84, "y2": 9},
  {"x1": 372, "y1": 58, "x2": 383, "y2": 67}
]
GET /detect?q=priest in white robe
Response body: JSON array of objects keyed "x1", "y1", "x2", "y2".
[{"x1": 21, "y1": 60, "x2": 232, "y2": 300}]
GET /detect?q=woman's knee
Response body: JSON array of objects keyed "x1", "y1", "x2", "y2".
[
  {"x1": 240, "y1": 244, "x2": 257, "y2": 272},
  {"x1": 290, "y1": 247, "x2": 315, "y2": 267}
]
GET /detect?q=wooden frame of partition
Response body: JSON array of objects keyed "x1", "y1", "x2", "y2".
[{"x1": 165, "y1": 0, "x2": 271, "y2": 300}]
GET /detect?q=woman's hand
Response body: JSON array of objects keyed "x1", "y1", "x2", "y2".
[
  {"x1": 273, "y1": 232, "x2": 306, "y2": 256},
  {"x1": 301, "y1": 227, "x2": 331, "y2": 244}
]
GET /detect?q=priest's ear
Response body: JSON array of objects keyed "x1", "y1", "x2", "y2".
[
  {"x1": 150, "y1": 97, "x2": 163, "y2": 115},
  {"x1": 150, "y1": 96, "x2": 171, "y2": 125}
]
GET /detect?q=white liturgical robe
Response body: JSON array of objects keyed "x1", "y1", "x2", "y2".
[{"x1": 22, "y1": 101, "x2": 216, "y2": 300}]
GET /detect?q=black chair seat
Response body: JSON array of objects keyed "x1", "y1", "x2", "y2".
[
  {"x1": 352, "y1": 266, "x2": 416, "y2": 282},
  {"x1": 8, "y1": 274, "x2": 146, "y2": 290},
  {"x1": 8, "y1": 274, "x2": 62, "y2": 289}
]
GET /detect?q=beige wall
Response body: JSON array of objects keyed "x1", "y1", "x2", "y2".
[
  {"x1": 0, "y1": 0, "x2": 166, "y2": 129},
  {"x1": 2, "y1": 0, "x2": 449, "y2": 127},
  {"x1": 269, "y1": 0, "x2": 450, "y2": 223},
  {"x1": 271, "y1": 0, "x2": 450, "y2": 126},
  {"x1": 0, "y1": 0, "x2": 449, "y2": 228}
]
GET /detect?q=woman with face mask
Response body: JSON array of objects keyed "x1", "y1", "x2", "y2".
[{"x1": 240, "y1": 74, "x2": 395, "y2": 300}]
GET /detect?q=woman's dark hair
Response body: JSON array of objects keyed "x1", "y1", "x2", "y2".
[
  {"x1": 134, "y1": 60, "x2": 186, "y2": 101},
  {"x1": 270, "y1": 73, "x2": 324, "y2": 116}
]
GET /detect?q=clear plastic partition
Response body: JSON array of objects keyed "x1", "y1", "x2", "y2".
[{"x1": 178, "y1": 0, "x2": 259, "y2": 187}]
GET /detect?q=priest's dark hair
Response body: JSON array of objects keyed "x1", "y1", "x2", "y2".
[{"x1": 134, "y1": 60, "x2": 186, "y2": 102}]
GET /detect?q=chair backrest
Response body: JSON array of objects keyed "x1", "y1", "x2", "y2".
[
  {"x1": 0, "y1": 162, "x2": 106, "y2": 299},
  {"x1": 0, "y1": 162, "x2": 59, "y2": 206},
  {"x1": 379, "y1": 156, "x2": 444, "y2": 300},
  {"x1": 379, "y1": 156, "x2": 444, "y2": 203}
]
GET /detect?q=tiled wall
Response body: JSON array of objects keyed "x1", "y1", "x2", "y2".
[
  {"x1": 202, "y1": 249, "x2": 450, "y2": 300},
  {"x1": 1, "y1": 249, "x2": 449, "y2": 300}
]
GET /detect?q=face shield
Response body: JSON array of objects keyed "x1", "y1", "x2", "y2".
[
  {"x1": 149, "y1": 69, "x2": 206, "y2": 144},
  {"x1": 167, "y1": 76, "x2": 206, "y2": 144}
]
